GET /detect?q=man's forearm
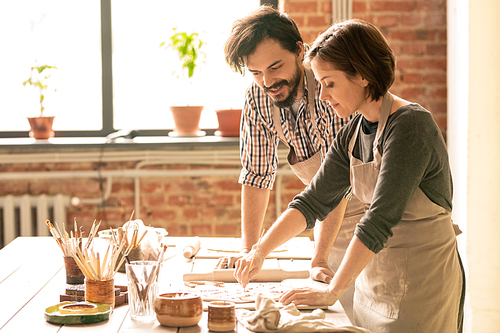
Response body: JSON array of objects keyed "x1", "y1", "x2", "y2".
[
  {"x1": 241, "y1": 184, "x2": 271, "y2": 252},
  {"x1": 312, "y1": 198, "x2": 348, "y2": 265}
]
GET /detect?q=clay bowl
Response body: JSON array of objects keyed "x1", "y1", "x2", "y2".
[{"x1": 154, "y1": 292, "x2": 203, "y2": 327}]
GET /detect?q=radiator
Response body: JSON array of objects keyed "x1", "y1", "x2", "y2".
[{"x1": 0, "y1": 194, "x2": 70, "y2": 249}]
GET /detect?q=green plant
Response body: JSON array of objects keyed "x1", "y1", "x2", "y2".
[
  {"x1": 23, "y1": 64, "x2": 57, "y2": 117},
  {"x1": 160, "y1": 29, "x2": 205, "y2": 79}
]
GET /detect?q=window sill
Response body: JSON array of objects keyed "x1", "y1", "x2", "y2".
[{"x1": 0, "y1": 135, "x2": 240, "y2": 153}]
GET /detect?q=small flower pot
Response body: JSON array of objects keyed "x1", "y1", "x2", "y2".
[
  {"x1": 215, "y1": 109, "x2": 242, "y2": 137},
  {"x1": 170, "y1": 106, "x2": 204, "y2": 136},
  {"x1": 27, "y1": 116, "x2": 55, "y2": 140}
]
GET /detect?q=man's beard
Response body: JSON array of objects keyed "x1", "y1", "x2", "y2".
[{"x1": 264, "y1": 64, "x2": 302, "y2": 109}]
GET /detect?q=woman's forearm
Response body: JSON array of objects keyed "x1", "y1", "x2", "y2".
[
  {"x1": 258, "y1": 208, "x2": 308, "y2": 257},
  {"x1": 327, "y1": 236, "x2": 374, "y2": 298}
]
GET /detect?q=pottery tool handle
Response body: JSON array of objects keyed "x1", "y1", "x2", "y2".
[
  {"x1": 183, "y1": 268, "x2": 310, "y2": 282},
  {"x1": 183, "y1": 236, "x2": 201, "y2": 259}
]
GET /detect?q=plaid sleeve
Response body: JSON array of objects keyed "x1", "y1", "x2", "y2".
[{"x1": 238, "y1": 85, "x2": 280, "y2": 190}]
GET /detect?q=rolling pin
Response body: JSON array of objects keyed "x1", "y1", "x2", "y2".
[
  {"x1": 183, "y1": 268, "x2": 309, "y2": 282},
  {"x1": 183, "y1": 236, "x2": 201, "y2": 258}
]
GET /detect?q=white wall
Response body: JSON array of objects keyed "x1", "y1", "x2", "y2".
[{"x1": 448, "y1": 0, "x2": 500, "y2": 332}]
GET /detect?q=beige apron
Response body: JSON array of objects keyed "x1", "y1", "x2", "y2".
[
  {"x1": 349, "y1": 93, "x2": 463, "y2": 332},
  {"x1": 273, "y1": 67, "x2": 364, "y2": 322}
]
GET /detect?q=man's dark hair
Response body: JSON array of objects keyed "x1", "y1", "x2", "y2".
[{"x1": 224, "y1": 5, "x2": 303, "y2": 74}]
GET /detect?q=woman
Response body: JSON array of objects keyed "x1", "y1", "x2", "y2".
[{"x1": 234, "y1": 19, "x2": 465, "y2": 332}]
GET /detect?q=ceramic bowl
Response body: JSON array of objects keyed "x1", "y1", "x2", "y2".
[{"x1": 154, "y1": 292, "x2": 203, "y2": 327}]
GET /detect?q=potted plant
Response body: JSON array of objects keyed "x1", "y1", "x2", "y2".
[
  {"x1": 215, "y1": 108, "x2": 242, "y2": 137},
  {"x1": 161, "y1": 29, "x2": 206, "y2": 136},
  {"x1": 23, "y1": 63, "x2": 58, "y2": 139}
]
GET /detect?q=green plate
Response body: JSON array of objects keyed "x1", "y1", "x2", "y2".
[{"x1": 44, "y1": 302, "x2": 111, "y2": 325}]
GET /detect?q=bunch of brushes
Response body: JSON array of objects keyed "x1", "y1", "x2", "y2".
[
  {"x1": 46, "y1": 217, "x2": 148, "y2": 281},
  {"x1": 45, "y1": 218, "x2": 101, "y2": 257}
]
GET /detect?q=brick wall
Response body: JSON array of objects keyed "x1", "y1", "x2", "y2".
[
  {"x1": 284, "y1": 0, "x2": 448, "y2": 136},
  {"x1": 0, "y1": 0, "x2": 447, "y2": 242}
]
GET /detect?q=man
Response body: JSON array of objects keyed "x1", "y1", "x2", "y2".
[{"x1": 218, "y1": 5, "x2": 365, "y2": 321}]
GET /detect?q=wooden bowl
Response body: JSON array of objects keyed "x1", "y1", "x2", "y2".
[{"x1": 154, "y1": 293, "x2": 203, "y2": 327}]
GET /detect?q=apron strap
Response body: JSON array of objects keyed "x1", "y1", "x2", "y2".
[
  {"x1": 347, "y1": 92, "x2": 394, "y2": 164},
  {"x1": 373, "y1": 92, "x2": 393, "y2": 151}
]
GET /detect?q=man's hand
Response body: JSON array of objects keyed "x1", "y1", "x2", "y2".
[{"x1": 310, "y1": 261, "x2": 335, "y2": 284}]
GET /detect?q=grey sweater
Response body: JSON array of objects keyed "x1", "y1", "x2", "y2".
[{"x1": 289, "y1": 104, "x2": 453, "y2": 253}]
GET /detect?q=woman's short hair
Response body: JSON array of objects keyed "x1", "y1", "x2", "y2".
[
  {"x1": 224, "y1": 5, "x2": 303, "y2": 74},
  {"x1": 307, "y1": 19, "x2": 396, "y2": 101}
]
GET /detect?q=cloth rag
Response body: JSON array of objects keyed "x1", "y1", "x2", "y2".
[{"x1": 236, "y1": 294, "x2": 371, "y2": 333}]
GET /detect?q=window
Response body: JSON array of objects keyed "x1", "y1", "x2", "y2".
[{"x1": 0, "y1": 0, "x2": 258, "y2": 138}]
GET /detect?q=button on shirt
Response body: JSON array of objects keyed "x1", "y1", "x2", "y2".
[{"x1": 239, "y1": 70, "x2": 353, "y2": 189}]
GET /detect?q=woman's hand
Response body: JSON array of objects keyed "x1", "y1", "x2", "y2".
[
  {"x1": 233, "y1": 246, "x2": 265, "y2": 288},
  {"x1": 215, "y1": 250, "x2": 249, "y2": 269},
  {"x1": 279, "y1": 287, "x2": 338, "y2": 307}
]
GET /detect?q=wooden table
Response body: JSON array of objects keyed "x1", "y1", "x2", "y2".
[{"x1": 0, "y1": 236, "x2": 351, "y2": 332}]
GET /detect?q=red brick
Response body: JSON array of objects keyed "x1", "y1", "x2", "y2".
[
  {"x1": 400, "y1": 14, "x2": 421, "y2": 26},
  {"x1": 417, "y1": 29, "x2": 436, "y2": 41},
  {"x1": 164, "y1": 224, "x2": 188, "y2": 236},
  {"x1": 145, "y1": 195, "x2": 166, "y2": 206},
  {"x1": 401, "y1": 87, "x2": 425, "y2": 100},
  {"x1": 215, "y1": 180, "x2": 240, "y2": 191},
  {"x1": 417, "y1": 0, "x2": 444, "y2": 11},
  {"x1": 140, "y1": 181, "x2": 163, "y2": 192},
  {"x1": 391, "y1": 30, "x2": 418, "y2": 41},
  {"x1": 396, "y1": 59, "x2": 412, "y2": 70},
  {"x1": 183, "y1": 208, "x2": 198, "y2": 219},
  {"x1": 321, "y1": 0, "x2": 332, "y2": 13},
  {"x1": 425, "y1": 14, "x2": 446, "y2": 26},
  {"x1": 426, "y1": 44, "x2": 447, "y2": 56},
  {"x1": 425, "y1": 73, "x2": 446, "y2": 84},
  {"x1": 191, "y1": 195, "x2": 210, "y2": 205},
  {"x1": 307, "y1": 15, "x2": 329, "y2": 27},
  {"x1": 178, "y1": 181, "x2": 197, "y2": 192},
  {"x1": 215, "y1": 224, "x2": 239, "y2": 236},
  {"x1": 213, "y1": 194, "x2": 234, "y2": 206},
  {"x1": 377, "y1": 15, "x2": 399, "y2": 27},
  {"x1": 353, "y1": 0, "x2": 367, "y2": 12},
  {"x1": 285, "y1": 2, "x2": 318, "y2": 13},
  {"x1": 371, "y1": 1, "x2": 415, "y2": 12},
  {"x1": 200, "y1": 207, "x2": 219, "y2": 220},
  {"x1": 290, "y1": 15, "x2": 305, "y2": 27},
  {"x1": 401, "y1": 44, "x2": 425, "y2": 56},
  {"x1": 227, "y1": 208, "x2": 241, "y2": 219},
  {"x1": 402, "y1": 73, "x2": 424, "y2": 84},
  {"x1": 428, "y1": 87, "x2": 447, "y2": 100},
  {"x1": 191, "y1": 224, "x2": 212, "y2": 236},
  {"x1": 148, "y1": 210, "x2": 176, "y2": 221},
  {"x1": 168, "y1": 195, "x2": 187, "y2": 206},
  {"x1": 111, "y1": 181, "x2": 134, "y2": 192},
  {"x1": 413, "y1": 59, "x2": 447, "y2": 70}
]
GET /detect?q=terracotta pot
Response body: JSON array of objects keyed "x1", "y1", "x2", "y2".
[
  {"x1": 27, "y1": 116, "x2": 55, "y2": 140},
  {"x1": 215, "y1": 109, "x2": 242, "y2": 137},
  {"x1": 170, "y1": 106, "x2": 204, "y2": 135},
  {"x1": 154, "y1": 292, "x2": 202, "y2": 327}
]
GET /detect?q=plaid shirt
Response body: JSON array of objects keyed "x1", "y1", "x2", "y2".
[{"x1": 239, "y1": 69, "x2": 353, "y2": 189}]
